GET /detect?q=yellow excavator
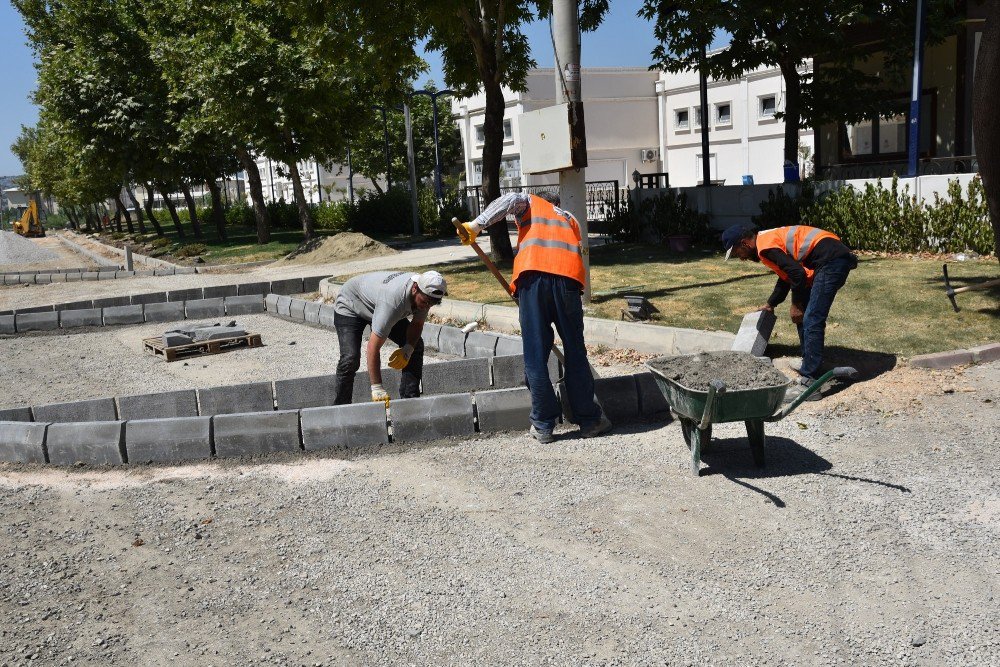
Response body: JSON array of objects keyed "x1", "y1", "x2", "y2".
[{"x1": 11, "y1": 192, "x2": 46, "y2": 237}]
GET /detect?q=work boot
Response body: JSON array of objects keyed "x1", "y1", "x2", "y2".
[
  {"x1": 579, "y1": 414, "x2": 613, "y2": 438},
  {"x1": 783, "y1": 378, "x2": 823, "y2": 403},
  {"x1": 530, "y1": 425, "x2": 555, "y2": 444}
]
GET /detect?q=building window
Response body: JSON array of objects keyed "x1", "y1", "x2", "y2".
[
  {"x1": 692, "y1": 107, "x2": 702, "y2": 128},
  {"x1": 471, "y1": 160, "x2": 483, "y2": 186},
  {"x1": 759, "y1": 96, "x2": 777, "y2": 119},
  {"x1": 500, "y1": 155, "x2": 521, "y2": 186},
  {"x1": 475, "y1": 124, "x2": 485, "y2": 144},
  {"x1": 840, "y1": 92, "x2": 934, "y2": 160},
  {"x1": 716, "y1": 102, "x2": 732, "y2": 125},
  {"x1": 674, "y1": 109, "x2": 689, "y2": 130},
  {"x1": 503, "y1": 119, "x2": 513, "y2": 140}
]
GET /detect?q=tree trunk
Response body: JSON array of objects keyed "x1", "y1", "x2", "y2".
[
  {"x1": 779, "y1": 60, "x2": 803, "y2": 170},
  {"x1": 180, "y1": 183, "x2": 203, "y2": 238},
  {"x1": 480, "y1": 79, "x2": 515, "y2": 262},
  {"x1": 158, "y1": 184, "x2": 187, "y2": 240},
  {"x1": 286, "y1": 158, "x2": 315, "y2": 240},
  {"x1": 973, "y1": 0, "x2": 1000, "y2": 260},
  {"x1": 65, "y1": 206, "x2": 79, "y2": 230},
  {"x1": 237, "y1": 148, "x2": 272, "y2": 244},
  {"x1": 125, "y1": 186, "x2": 147, "y2": 234},
  {"x1": 82, "y1": 207, "x2": 96, "y2": 232},
  {"x1": 115, "y1": 194, "x2": 135, "y2": 234},
  {"x1": 207, "y1": 179, "x2": 228, "y2": 241},
  {"x1": 112, "y1": 201, "x2": 123, "y2": 233},
  {"x1": 141, "y1": 182, "x2": 165, "y2": 236}
]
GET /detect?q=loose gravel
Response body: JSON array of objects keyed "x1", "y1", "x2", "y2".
[
  {"x1": 0, "y1": 230, "x2": 60, "y2": 266},
  {"x1": 0, "y1": 313, "x2": 454, "y2": 408},
  {"x1": 648, "y1": 350, "x2": 789, "y2": 391},
  {"x1": 0, "y1": 361, "x2": 997, "y2": 665}
]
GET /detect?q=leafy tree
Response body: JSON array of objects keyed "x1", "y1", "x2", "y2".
[
  {"x1": 340, "y1": 83, "x2": 464, "y2": 196},
  {"x1": 419, "y1": 0, "x2": 610, "y2": 261},
  {"x1": 973, "y1": 0, "x2": 1000, "y2": 258},
  {"x1": 639, "y1": 1, "x2": 958, "y2": 168}
]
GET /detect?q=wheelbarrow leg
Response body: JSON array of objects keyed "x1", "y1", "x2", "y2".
[
  {"x1": 681, "y1": 417, "x2": 711, "y2": 476},
  {"x1": 745, "y1": 419, "x2": 766, "y2": 467}
]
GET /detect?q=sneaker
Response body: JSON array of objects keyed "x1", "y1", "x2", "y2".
[
  {"x1": 782, "y1": 380, "x2": 823, "y2": 403},
  {"x1": 579, "y1": 414, "x2": 613, "y2": 438},
  {"x1": 530, "y1": 425, "x2": 555, "y2": 444}
]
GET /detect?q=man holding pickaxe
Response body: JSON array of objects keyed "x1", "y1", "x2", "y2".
[{"x1": 457, "y1": 191, "x2": 611, "y2": 443}]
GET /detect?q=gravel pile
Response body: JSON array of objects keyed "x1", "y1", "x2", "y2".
[
  {"x1": 0, "y1": 361, "x2": 996, "y2": 664},
  {"x1": 0, "y1": 230, "x2": 59, "y2": 267},
  {"x1": 648, "y1": 350, "x2": 789, "y2": 391}
]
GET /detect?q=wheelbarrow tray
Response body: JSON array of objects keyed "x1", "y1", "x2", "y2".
[{"x1": 644, "y1": 357, "x2": 791, "y2": 423}]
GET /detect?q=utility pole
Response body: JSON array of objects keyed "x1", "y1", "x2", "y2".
[
  {"x1": 907, "y1": 0, "x2": 927, "y2": 177},
  {"x1": 699, "y1": 43, "x2": 712, "y2": 187},
  {"x1": 347, "y1": 142, "x2": 355, "y2": 205},
  {"x1": 404, "y1": 100, "x2": 420, "y2": 237},
  {"x1": 552, "y1": 0, "x2": 590, "y2": 302}
]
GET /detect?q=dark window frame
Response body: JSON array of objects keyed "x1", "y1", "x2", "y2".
[{"x1": 837, "y1": 88, "x2": 938, "y2": 163}]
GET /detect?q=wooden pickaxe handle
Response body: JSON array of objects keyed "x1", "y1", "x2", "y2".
[
  {"x1": 452, "y1": 217, "x2": 513, "y2": 296},
  {"x1": 943, "y1": 263, "x2": 1000, "y2": 312}
]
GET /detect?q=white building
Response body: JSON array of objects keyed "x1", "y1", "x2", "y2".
[
  {"x1": 450, "y1": 63, "x2": 812, "y2": 191},
  {"x1": 452, "y1": 67, "x2": 662, "y2": 190},
  {"x1": 250, "y1": 157, "x2": 384, "y2": 205},
  {"x1": 656, "y1": 62, "x2": 813, "y2": 187}
]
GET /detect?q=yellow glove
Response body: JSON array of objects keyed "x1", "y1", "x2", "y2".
[
  {"x1": 371, "y1": 384, "x2": 390, "y2": 405},
  {"x1": 457, "y1": 222, "x2": 479, "y2": 245},
  {"x1": 387, "y1": 344, "x2": 413, "y2": 370}
]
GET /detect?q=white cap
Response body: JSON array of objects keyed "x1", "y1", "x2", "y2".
[{"x1": 414, "y1": 270, "x2": 448, "y2": 300}]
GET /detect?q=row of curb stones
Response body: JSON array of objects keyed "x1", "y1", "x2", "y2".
[
  {"x1": 1, "y1": 275, "x2": 327, "y2": 327},
  {"x1": 909, "y1": 343, "x2": 1000, "y2": 369},
  {"x1": 0, "y1": 371, "x2": 668, "y2": 465}
]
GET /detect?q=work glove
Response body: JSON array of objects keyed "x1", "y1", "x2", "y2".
[
  {"x1": 457, "y1": 222, "x2": 479, "y2": 245},
  {"x1": 371, "y1": 384, "x2": 390, "y2": 404},
  {"x1": 387, "y1": 344, "x2": 414, "y2": 370}
]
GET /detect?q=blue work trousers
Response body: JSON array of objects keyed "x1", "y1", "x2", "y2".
[
  {"x1": 796, "y1": 256, "x2": 855, "y2": 380},
  {"x1": 516, "y1": 272, "x2": 602, "y2": 432}
]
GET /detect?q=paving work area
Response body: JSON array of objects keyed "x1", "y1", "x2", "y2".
[
  {"x1": 0, "y1": 231, "x2": 100, "y2": 273},
  {"x1": 0, "y1": 362, "x2": 996, "y2": 665}
]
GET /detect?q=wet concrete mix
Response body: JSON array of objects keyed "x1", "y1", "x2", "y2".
[{"x1": 648, "y1": 351, "x2": 789, "y2": 391}]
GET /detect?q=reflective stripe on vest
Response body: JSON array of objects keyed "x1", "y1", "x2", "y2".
[
  {"x1": 511, "y1": 195, "x2": 586, "y2": 290},
  {"x1": 758, "y1": 225, "x2": 840, "y2": 285},
  {"x1": 784, "y1": 225, "x2": 825, "y2": 261}
]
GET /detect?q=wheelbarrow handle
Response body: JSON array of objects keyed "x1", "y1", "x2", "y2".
[
  {"x1": 699, "y1": 379, "x2": 726, "y2": 430},
  {"x1": 766, "y1": 366, "x2": 858, "y2": 421}
]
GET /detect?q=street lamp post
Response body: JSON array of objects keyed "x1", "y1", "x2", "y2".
[{"x1": 409, "y1": 89, "x2": 455, "y2": 201}]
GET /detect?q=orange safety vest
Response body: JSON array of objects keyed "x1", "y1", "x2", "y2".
[
  {"x1": 511, "y1": 195, "x2": 587, "y2": 290},
  {"x1": 756, "y1": 225, "x2": 840, "y2": 285}
]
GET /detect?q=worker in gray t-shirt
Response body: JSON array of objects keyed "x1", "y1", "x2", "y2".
[{"x1": 332, "y1": 270, "x2": 448, "y2": 404}]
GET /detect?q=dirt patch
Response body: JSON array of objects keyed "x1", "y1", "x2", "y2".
[
  {"x1": 647, "y1": 350, "x2": 789, "y2": 391},
  {"x1": 276, "y1": 232, "x2": 396, "y2": 266}
]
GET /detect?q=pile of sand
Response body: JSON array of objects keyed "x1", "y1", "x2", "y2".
[
  {"x1": 0, "y1": 230, "x2": 59, "y2": 267},
  {"x1": 647, "y1": 351, "x2": 789, "y2": 391},
  {"x1": 276, "y1": 232, "x2": 397, "y2": 266}
]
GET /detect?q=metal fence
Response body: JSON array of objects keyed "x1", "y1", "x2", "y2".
[
  {"x1": 462, "y1": 180, "x2": 622, "y2": 222},
  {"x1": 817, "y1": 155, "x2": 979, "y2": 181}
]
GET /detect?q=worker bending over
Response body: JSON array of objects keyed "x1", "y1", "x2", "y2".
[
  {"x1": 723, "y1": 223, "x2": 857, "y2": 402},
  {"x1": 332, "y1": 270, "x2": 448, "y2": 404},
  {"x1": 459, "y1": 192, "x2": 610, "y2": 442}
]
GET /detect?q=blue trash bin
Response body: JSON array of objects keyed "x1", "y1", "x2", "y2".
[
  {"x1": 783, "y1": 161, "x2": 800, "y2": 183},
  {"x1": 742, "y1": 175, "x2": 755, "y2": 186}
]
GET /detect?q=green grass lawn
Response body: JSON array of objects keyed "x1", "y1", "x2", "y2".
[{"x1": 351, "y1": 243, "x2": 999, "y2": 358}]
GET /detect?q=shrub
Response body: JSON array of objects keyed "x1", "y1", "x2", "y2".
[
  {"x1": 636, "y1": 190, "x2": 711, "y2": 243},
  {"x1": 226, "y1": 202, "x2": 255, "y2": 228},
  {"x1": 150, "y1": 237, "x2": 172, "y2": 249},
  {"x1": 174, "y1": 243, "x2": 207, "y2": 258},
  {"x1": 429, "y1": 191, "x2": 471, "y2": 238},
  {"x1": 605, "y1": 192, "x2": 640, "y2": 242},
  {"x1": 266, "y1": 199, "x2": 299, "y2": 229},
  {"x1": 800, "y1": 175, "x2": 992, "y2": 255},
  {"x1": 314, "y1": 201, "x2": 352, "y2": 233},
  {"x1": 348, "y1": 188, "x2": 413, "y2": 235},
  {"x1": 752, "y1": 183, "x2": 814, "y2": 230}
]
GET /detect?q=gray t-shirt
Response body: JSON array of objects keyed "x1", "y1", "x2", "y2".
[{"x1": 334, "y1": 271, "x2": 427, "y2": 337}]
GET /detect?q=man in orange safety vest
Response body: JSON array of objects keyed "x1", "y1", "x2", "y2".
[{"x1": 723, "y1": 223, "x2": 858, "y2": 402}]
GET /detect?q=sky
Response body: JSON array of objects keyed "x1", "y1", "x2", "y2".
[{"x1": 0, "y1": 0, "x2": 726, "y2": 177}]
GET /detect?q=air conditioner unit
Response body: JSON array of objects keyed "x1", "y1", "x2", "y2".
[{"x1": 639, "y1": 148, "x2": 659, "y2": 163}]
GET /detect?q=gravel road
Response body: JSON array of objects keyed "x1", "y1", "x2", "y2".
[{"x1": 1, "y1": 361, "x2": 997, "y2": 666}]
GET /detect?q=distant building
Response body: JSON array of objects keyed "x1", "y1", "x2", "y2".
[{"x1": 249, "y1": 157, "x2": 384, "y2": 205}]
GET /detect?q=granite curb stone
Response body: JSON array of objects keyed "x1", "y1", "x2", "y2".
[
  {"x1": 46, "y1": 421, "x2": 126, "y2": 465},
  {"x1": 437, "y1": 326, "x2": 467, "y2": 356},
  {"x1": 185, "y1": 298, "x2": 226, "y2": 319},
  {"x1": 15, "y1": 312, "x2": 59, "y2": 332},
  {"x1": 910, "y1": 350, "x2": 975, "y2": 369},
  {"x1": 213, "y1": 410, "x2": 301, "y2": 457},
  {"x1": 103, "y1": 305, "x2": 144, "y2": 325},
  {"x1": 969, "y1": 343, "x2": 1000, "y2": 364},
  {"x1": 475, "y1": 387, "x2": 532, "y2": 432},
  {"x1": 131, "y1": 292, "x2": 168, "y2": 305},
  {"x1": 0, "y1": 315, "x2": 16, "y2": 335},
  {"x1": 198, "y1": 381, "x2": 274, "y2": 415},
  {"x1": 274, "y1": 375, "x2": 339, "y2": 410},
  {"x1": 0, "y1": 422, "x2": 48, "y2": 463},
  {"x1": 391, "y1": 394, "x2": 475, "y2": 442},
  {"x1": 59, "y1": 308, "x2": 103, "y2": 328},
  {"x1": 32, "y1": 397, "x2": 118, "y2": 423},
  {"x1": 422, "y1": 357, "x2": 492, "y2": 395},
  {"x1": 304, "y1": 302, "x2": 321, "y2": 323},
  {"x1": 203, "y1": 285, "x2": 238, "y2": 299},
  {"x1": 0, "y1": 407, "x2": 33, "y2": 422},
  {"x1": 238, "y1": 282, "x2": 270, "y2": 296},
  {"x1": 125, "y1": 417, "x2": 212, "y2": 463},
  {"x1": 117, "y1": 389, "x2": 199, "y2": 420},
  {"x1": 634, "y1": 372, "x2": 671, "y2": 416},
  {"x1": 167, "y1": 288, "x2": 204, "y2": 302},
  {"x1": 224, "y1": 295, "x2": 265, "y2": 315},
  {"x1": 301, "y1": 403, "x2": 389, "y2": 450},
  {"x1": 594, "y1": 375, "x2": 640, "y2": 423},
  {"x1": 144, "y1": 301, "x2": 186, "y2": 322},
  {"x1": 465, "y1": 331, "x2": 499, "y2": 358},
  {"x1": 270, "y1": 278, "x2": 304, "y2": 295}
]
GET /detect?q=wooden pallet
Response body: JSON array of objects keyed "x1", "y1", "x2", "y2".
[{"x1": 143, "y1": 333, "x2": 263, "y2": 362}]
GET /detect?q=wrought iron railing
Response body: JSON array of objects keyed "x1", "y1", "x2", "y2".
[
  {"x1": 817, "y1": 155, "x2": 978, "y2": 181},
  {"x1": 462, "y1": 180, "x2": 622, "y2": 222}
]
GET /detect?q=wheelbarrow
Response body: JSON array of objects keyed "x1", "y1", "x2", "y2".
[{"x1": 645, "y1": 357, "x2": 858, "y2": 476}]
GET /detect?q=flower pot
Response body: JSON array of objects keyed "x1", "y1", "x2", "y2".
[{"x1": 667, "y1": 235, "x2": 693, "y2": 253}]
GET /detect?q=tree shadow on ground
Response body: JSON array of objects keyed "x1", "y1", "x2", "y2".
[{"x1": 699, "y1": 435, "x2": 911, "y2": 507}]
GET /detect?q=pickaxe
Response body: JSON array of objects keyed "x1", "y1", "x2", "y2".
[{"x1": 942, "y1": 264, "x2": 1000, "y2": 312}]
